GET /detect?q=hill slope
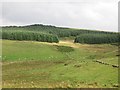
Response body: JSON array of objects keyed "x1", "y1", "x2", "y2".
[{"x1": 2, "y1": 40, "x2": 118, "y2": 88}]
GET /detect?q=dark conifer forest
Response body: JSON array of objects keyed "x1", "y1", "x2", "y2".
[{"x1": 1, "y1": 24, "x2": 119, "y2": 44}]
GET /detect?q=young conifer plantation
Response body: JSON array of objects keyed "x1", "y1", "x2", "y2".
[
  {"x1": 74, "y1": 33, "x2": 120, "y2": 44},
  {"x1": 2, "y1": 30, "x2": 59, "y2": 43},
  {"x1": 2, "y1": 24, "x2": 119, "y2": 44}
]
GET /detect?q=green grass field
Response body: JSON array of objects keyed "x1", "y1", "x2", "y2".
[{"x1": 2, "y1": 40, "x2": 118, "y2": 88}]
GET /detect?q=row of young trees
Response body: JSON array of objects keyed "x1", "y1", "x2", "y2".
[
  {"x1": 29, "y1": 28, "x2": 118, "y2": 38},
  {"x1": 2, "y1": 24, "x2": 119, "y2": 44},
  {"x1": 74, "y1": 33, "x2": 120, "y2": 44},
  {"x1": 2, "y1": 24, "x2": 117, "y2": 38},
  {"x1": 2, "y1": 31, "x2": 59, "y2": 43}
]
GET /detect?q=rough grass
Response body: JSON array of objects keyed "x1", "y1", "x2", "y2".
[
  {"x1": 2, "y1": 40, "x2": 118, "y2": 88},
  {"x1": 54, "y1": 45, "x2": 74, "y2": 52}
]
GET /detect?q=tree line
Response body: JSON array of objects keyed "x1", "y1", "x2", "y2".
[
  {"x1": 2, "y1": 31, "x2": 59, "y2": 43},
  {"x1": 2, "y1": 24, "x2": 119, "y2": 44},
  {"x1": 74, "y1": 33, "x2": 120, "y2": 44},
  {"x1": 3, "y1": 24, "x2": 117, "y2": 37}
]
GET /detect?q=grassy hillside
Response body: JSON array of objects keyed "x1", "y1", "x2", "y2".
[
  {"x1": 2, "y1": 40, "x2": 118, "y2": 88},
  {"x1": 2, "y1": 24, "x2": 119, "y2": 88}
]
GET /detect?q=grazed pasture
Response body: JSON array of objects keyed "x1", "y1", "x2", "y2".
[{"x1": 2, "y1": 40, "x2": 118, "y2": 88}]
